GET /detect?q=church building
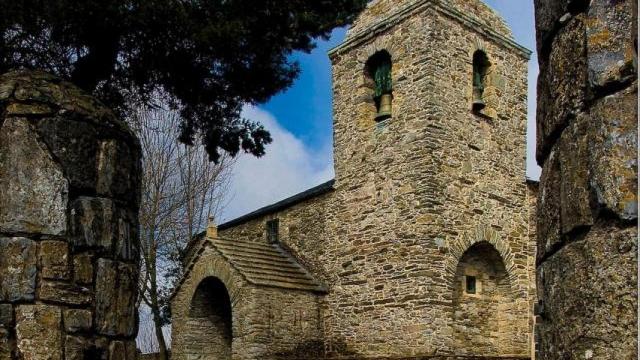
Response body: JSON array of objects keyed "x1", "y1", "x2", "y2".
[{"x1": 171, "y1": 0, "x2": 537, "y2": 358}]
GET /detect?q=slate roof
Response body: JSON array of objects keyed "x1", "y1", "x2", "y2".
[
  {"x1": 211, "y1": 237, "x2": 326, "y2": 293},
  {"x1": 174, "y1": 180, "x2": 333, "y2": 298}
]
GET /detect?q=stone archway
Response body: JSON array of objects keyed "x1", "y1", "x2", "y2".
[
  {"x1": 445, "y1": 225, "x2": 518, "y2": 288},
  {"x1": 451, "y1": 241, "x2": 519, "y2": 356},
  {"x1": 182, "y1": 276, "x2": 233, "y2": 360}
]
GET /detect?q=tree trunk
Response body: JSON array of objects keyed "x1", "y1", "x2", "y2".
[{"x1": 149, "y1": 254, "x2": 170, "y2": 360}]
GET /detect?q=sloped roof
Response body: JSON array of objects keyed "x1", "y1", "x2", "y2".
[
  {"x1": 174, "y1": 233, "x2": 327, "y2": 299},
  {"x1": 182, "y1": 180, "x2": 334, "y2": 264},
  {"x1": 211, "y1": 237, "x2": 326, "y2": 293}
]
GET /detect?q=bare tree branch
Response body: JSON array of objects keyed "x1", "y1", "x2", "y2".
[{"x1": 130, "y1": 102, "x2": 235, "y2": 358}]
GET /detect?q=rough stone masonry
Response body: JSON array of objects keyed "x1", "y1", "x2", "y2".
[
  {"x1": 171, "y1": 1, "x2": 538, "y2": 359},
  {"x1": 533, "y1": 0, "x2": 638, "y2": 359},
  {"x1": 0, "y1": 70, "x2": 141, "y2": 359}
]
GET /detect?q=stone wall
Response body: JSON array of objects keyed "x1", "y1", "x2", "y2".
[
  {"x1": 525, "y1": 181, "x2": 538, "y2": 355},
  {"x1": 174, "y1": 1, "x2": 536, "y2": 359},
  {"x1": 533, "y1": 0, "x2": 638, "y2": 359},
  {"x1": 451, "y1": 243, "x2": 517, "y2": 356},
  {"x1": 171, "y1": 245, "x2": 323, "y2": 360},
  {"x1": 218, "y1": 191, "x2": 334, "y2": 282},
  {"x1": 0, "y1": 70, "x2": 141, "y2": 359},
  {"x1": 326, "y1": 0, "x2": 533, "y2": 356},
  {"x1": 213, "y1": 2, "x2": 535, "y2": 358}
]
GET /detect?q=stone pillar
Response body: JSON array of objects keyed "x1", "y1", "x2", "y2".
[
  {"x1": 0, "y1": 70, "x2": 141, "y2": 359},
  {"x1": 533, "y1": 1, "x2": 637, "y2": 359}
]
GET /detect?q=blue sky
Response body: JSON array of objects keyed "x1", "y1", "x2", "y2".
[{"x1": 221, "y1": 0, "x2": 541, "y2": 222}]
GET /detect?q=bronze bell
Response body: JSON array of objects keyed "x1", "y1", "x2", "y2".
[
  {"x1": 472, "y1": 86, "x2": 486, "y2": 112},
  {"x1": 376, "y1": 93, "x2": 393, "y2": 121}
]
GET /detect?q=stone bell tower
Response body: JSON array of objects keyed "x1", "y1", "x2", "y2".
[
  {"x1": 169, "y1": 1, "x2": 538, "y2": 359},
  {"x1": 323, "y1": 0, "x2": 537, "y2": 357}
]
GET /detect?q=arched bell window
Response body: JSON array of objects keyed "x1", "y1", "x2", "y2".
[
  {"x1": 365, "y1": 50, "x2": 393, "y2": 121},
  {"x1": 472, "y1": 50, "x2": 490, "y2": 112}
]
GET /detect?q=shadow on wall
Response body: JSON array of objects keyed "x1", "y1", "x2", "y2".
[
  {"x1": 270, "y1": 338, "x2": 360, "y2": 360},
  {"x1": 138, "y1": 352, "x2": 170, "y2": 360},
  {"x1": 269, "y1": 338, "x2": 531, "y2": 359},
  {"x1": 452, "y1": 242, "x2": 520, "y2": 357},
  {"x1": 183, "y1": 277, "x2": 232, "y2": 360}
]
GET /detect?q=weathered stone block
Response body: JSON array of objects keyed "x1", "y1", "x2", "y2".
[
  {"x1": 95, "y1": 259, "x2": 137, "y2": 337},
  {"x1": 536, "y1": 150, "x2": 562, "y2": 261},
  {"x1": 70, "y1": 197, "x2": 138, "y2": 260},
  {"x1": 6, "y1": 103, "x2": 55, "y2": 116},
  {"x1": 64, "y1": 335, "x2": 92, "y2": 360},
  {"x1": 533, "y1": 0, "x2": 589, "y2": 55},
  {"x1": 557, "y1": 115, "x2": 593, "y2": 234},
  {"x1": 0, "y1": 117, "x2": 68, "y2": 235},
  {"x1": 63, "y1": 309, "x2": 93, "y2": 333},
  {"x1": 586, "y1": 0, "x2": 637, "y2": 89},
  {"x1": 536, "y1": 224, "x2": 637, "y2": 360},
  {"x1": 0, "y1": 238, "x2": 37, "y2": 302},
  {"x1": 108, "y1": 340, "x2": 137, "y2": 360},
  {"x1": 39, "y1": 281, "x2": 92, "y2": 306},
  {"x1": 0, "y1": 328, "x2": 11, "y2": 360},
  {"x1": 35, "y1": 117, "x2": 99, "y2": 191},
  {"x1": 536, "y1": 15, "x2": 588, "y2": 163},
  {"x1": 15, "y1": 305, "x2": 62, "y2": 360},
  {"x1": 0, "y1": 304, "x2": 12, "y2": 328},
  {"x1": 97, "y1": 140, "x2": 141, "y2": 205},
  {"x1": 70, "y1": 197, "x2": 116, "y2": 250},
  {"x1": 0, "y1": 79, "x2": 15, "y2": 101},
  {"x1": 93, "y1": 336, "x2": 111, "y2": 357},
  {"x1": 74, "y1": 253, "x2": 94, "y2": 284},
  {"x1": 40, "y1": 240, "x2": 70, "y2": 280},
  {"x1": 115, "y1": 209, "x2": 138, "y2": 261},
  {"x1": 588, "y1": 86, "x2": 638, "y2": 220},
  {"x1": 12, "y1": 75, "x2": 62, "y2": 103}
]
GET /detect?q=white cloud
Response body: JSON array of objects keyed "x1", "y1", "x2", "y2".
[{"x1": 219, "y1": 106, "x2": 335, "y2": 223}]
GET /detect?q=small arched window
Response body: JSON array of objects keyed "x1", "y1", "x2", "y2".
[
  {"x1": 365, "y1": 51, "x2": 393, "y2": 121},
  {"x1": 472, "y1": 50, "x2": 490, "y2": 112}
]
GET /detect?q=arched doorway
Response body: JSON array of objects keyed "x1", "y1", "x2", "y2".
[
  {"x1": 183, "y1": 277, "x2": 232, "y2": 359},
  {"x1": 451, "y1": 241, "x2": 515, "y2": 356}
]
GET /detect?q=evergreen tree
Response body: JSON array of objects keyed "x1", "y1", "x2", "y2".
[{"x1": 0, "y1": 0, "x2": 367, "y2": 161}]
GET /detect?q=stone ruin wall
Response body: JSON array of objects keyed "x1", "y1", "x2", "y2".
[
  {"x1": 0, "y1": 70, "x2": 141, "y2": 359},
  {"x1": 533, "y1": 0, "x2": 638, "y2": 359}
]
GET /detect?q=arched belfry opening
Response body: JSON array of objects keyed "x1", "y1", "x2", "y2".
[
  {"x1": 451, "y1": 241, "x2": 516, "y2": 356},
  {"x1": 365, "y1": 50, "x2": 393, "y2": 121},
  {"x1": 472, "y1": 50, "x2": 490, "y2": 112},
  {"x1": 184, "y1": 277, "x2": 233, "y2": 359}
]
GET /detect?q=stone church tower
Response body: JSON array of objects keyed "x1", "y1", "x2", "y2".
[{"x1": 171, "y1": 1, "x2": 536, "y2": 359}]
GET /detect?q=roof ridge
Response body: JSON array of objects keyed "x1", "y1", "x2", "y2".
[{"x1": 218, "y1": 179, "x2": 335, "y2": 230}]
